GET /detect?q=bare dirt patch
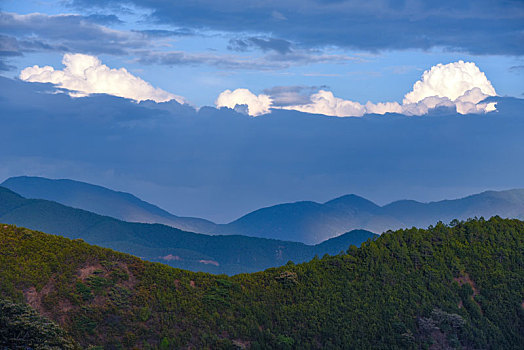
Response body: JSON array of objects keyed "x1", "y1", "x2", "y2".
[
  {"x1": 23, "y1": 279, "x2": 56, "y2": 317},
  {"x1": 454, "y1": 273, "x2": 479, "y2": 296},
  {"x1": 77, "y1": 264, "x2": 104, "y2": 280},
  {"x1": 58, "y1": 298, "x2": 73, "y2": 313},
  {"x1": 119, "y1": 263, "x2": 137, "y2": 289},
  {"x1": 454, "y1": 272, "x2": 483, "y2": 313},
  {"x1": 232, "y1": 339, "x2": 250, "y2": 349},
  {"x1": 24, "y1": 286, "x2": 41, "y2": 311}
]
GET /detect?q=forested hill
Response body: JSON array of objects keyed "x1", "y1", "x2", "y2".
[{"x1": 0, "y1": 217, "x2": 522, "y2": 349}]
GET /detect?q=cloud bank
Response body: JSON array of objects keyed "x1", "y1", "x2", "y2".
[
  {"x1": 215, "y1": 89, "x2": 272, "y2": 116},
  {"x1": 0, "y1": 12, "x2": 146, "y2": 56},
  {"x1": 19, "y1": 53, "x2": 184, "y2": 103},
  {"x1": 0, "y1": 11, "x2": 359, "y2": 73},
  {"x1": 218, "y1": 61, "x2": 497, "y2": 117},
  {"x1": 18, "y1": 56, "x2": 497, "y2": 117}
]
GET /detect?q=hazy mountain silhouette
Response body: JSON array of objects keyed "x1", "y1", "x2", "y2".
[
  {"x1": 2, "y1": 176, "x2": 217, "y2": 233},
  {"x1": 213, "y1": 196, "x2": 401, "y2": 244},
  {"x1": 216, "y1": 190, "x2": 524, "y2": 244},
  {"x1": 4, "y1": 176, "x2": 524, "y2": 245},
  {"x1": 0, "y1": 186, "x2": 375, "y2": 274}
]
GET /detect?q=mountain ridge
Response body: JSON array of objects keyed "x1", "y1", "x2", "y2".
[
  {"x1": 3, "y1": 176, "x2": 524, "y2": 244},
  {"x1": 219, "y1": 188, "x2": 524, "y2": 243},
  {"x1": 0, "y1": 186, "x2": 376, "y2": 275},
  {"x1": 2, "y1": 176, "x2": 217, "y2": 233}
]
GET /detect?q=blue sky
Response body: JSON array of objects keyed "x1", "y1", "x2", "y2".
[
  {"x1": 1, "y1": 0, "x2": 523, "y2": 107},
  {"x1": 0, "y1": 0, "x2": 524, "y2": 221}
]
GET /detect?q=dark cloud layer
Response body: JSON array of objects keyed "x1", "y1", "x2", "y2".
[
  {"x1": 509, "y1": 65, "x2": 524, "y2": 73},
  {"x1": 0, "y1": 59, "x2": 14, "y2": 71},
  {"x1": 134, "y1": 28, "x2": 195, "y2": 37},
  {"x1": 263, "y1": 85, "x2": 327, "y2": 106},
  {"x1": 228, "y1": 37, "x2": 293, "y2": 54},
  {"x1": 1, "y1": 76, "x2": 524, "y2": 221},
  {"x1": 0, "y1": 34, "x2": 22, "y2": 56},
  {"x1": 68, "y1": 0, "x2": 524, "y2": 55},
  {"x1": 0, "y1": 11, "x2": 354, "y2": 71},
  {"x1": 136, "y1": 49, "x2": 353, "y2": 70},
  {"x1": 85, "y1": 14, "x2": 123, "y2": 25},
  {"x1": 0, "y1": 12, "x2": 148, "y2": 56}
]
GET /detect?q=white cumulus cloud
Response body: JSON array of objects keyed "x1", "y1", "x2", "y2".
[
  {"x1": 220, "y1": 61, "x2": 498, "y2": 117},
  {"x1": 403, "y1": 61, "x2": 496, "y2": 104},
  {"x1": 283, "y1": 90, "x2": 366, "y2": 117},
  {"x1": 215, "y1": 88, "x2": 272, "y2": 116},
  {"x1": 454, "y1": 87, "x2": 497, "y2": 114},
  {"x1": 19, "y1": 53, "x2": 185, "y2": 103},
  {"x1": 364, "y1": 101, "x2": 403, "y2": 115},
  {"x1": 278, "y1": 60, "x2": 497, "y2": 117}
]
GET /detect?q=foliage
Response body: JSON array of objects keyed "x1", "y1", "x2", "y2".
[
  {"x1": 0, "y1": 217, "x2": 523, "y2": 349},
  {"x1": 0, "y1": 298, "x2": 80, "y2": 349}
]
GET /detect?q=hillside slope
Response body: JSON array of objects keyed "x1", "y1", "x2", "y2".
[
  {"x1": 0, "y1": 186, "x2": 375, "y2": 274},
  {"x1": 0, "y1": 217, "x2": 522, "y2": 349}
]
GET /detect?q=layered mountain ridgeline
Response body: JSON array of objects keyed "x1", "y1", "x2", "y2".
[
  {"x1": 215, "y1": 195, "x2": 397, "y2": 244},
  {"x1": 0, "y1": 217, "x2": 522, "y2": 349},
  {"x1": 217, "y1": 190, "x2": 524, "y2": 244},
  {"x1": 0, "y1": 186, "x2": 376, "y2": 275},
  {"x1": 5, "y1": 176, "x2": 524, "y2": 245},
  {"x1": 1, "y1": 176, "x2": 217, "y2": 234}
]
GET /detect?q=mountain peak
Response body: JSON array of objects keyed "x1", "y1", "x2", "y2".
[{"x1": 324, "y1": 194, "x2": 380, "y2": 211}]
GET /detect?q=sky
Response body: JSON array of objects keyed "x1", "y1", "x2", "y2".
[
  {"x1": 0, "y1": 0, "x2": 523, "y2": 222},
  {"x1": 0, "y1": 0, "x2": 523, "y2": 109}
]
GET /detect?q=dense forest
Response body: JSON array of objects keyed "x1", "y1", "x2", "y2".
[{"x1": 0, "y1": 217, "x2": 522, "y2": 349}]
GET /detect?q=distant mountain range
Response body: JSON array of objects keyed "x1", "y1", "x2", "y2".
[
  {"x1": 4, "y1": 176, "x2": 524, "y2": 244},
  {"x1": 1, "y1": 176, "x2": 216, "y2": 234},
  {"x1": 0, "y1": 185, "x2": 376, "y2": 274},
  {"x1": 217, "y1": 190, "x2": 524, "y2": 243}
]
